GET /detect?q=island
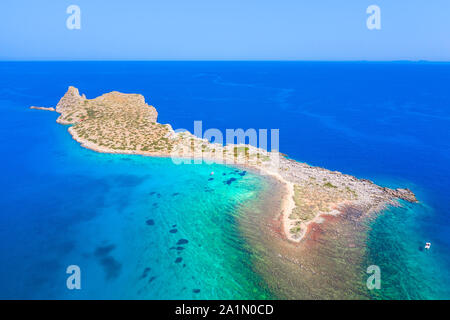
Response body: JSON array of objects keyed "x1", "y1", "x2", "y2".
[{"x1": 31, "y1": 86, "x2": 417, "y2": 242}]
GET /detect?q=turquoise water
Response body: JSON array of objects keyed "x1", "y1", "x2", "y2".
[
  {"x1": 0, "y1": 61, "x2": 449, "y2": 299},
  {"x1": 0, "y1": 106, "x2": 272, "y2": 299},
  {"x1": 366, "y1": 181, "x2": 450, "y2": 299}
]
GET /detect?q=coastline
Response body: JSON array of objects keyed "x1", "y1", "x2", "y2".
[
  {"x1": 31, "y1": 86, "x2": 418, "y2": 244},
  {"x1": 235, "y1": 174, "x2": 371, "y2": 299}
]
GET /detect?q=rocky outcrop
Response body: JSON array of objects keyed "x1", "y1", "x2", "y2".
[
  {"x1": 383, "y1": 187, "x2": 418, "y2": 203},
  {"x1": 30, "y1": 106, "x2": 55, "y2": 111}
]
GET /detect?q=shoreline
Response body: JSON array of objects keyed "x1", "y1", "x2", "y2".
[
  {"x1": 67, "y1": 124, "x2": 332, "y2": 242},
  {"x1": 31, "y1": 86, "x2": 418, "y2": 244}
]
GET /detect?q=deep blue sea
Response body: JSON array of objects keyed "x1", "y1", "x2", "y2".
[{"x1": 0, "y1": 61, "x2": 449, "y2": 299}]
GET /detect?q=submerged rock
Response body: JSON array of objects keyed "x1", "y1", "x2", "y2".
[
  {"x1": 99, "y1": 256, "x2": 122, "y2": 280},
  {"x1": 177, "y1": 239, "x2": 188, "y2": 245},
  {"x1": 384, "y1": 187, "x2": 418, "y2": 203},
  {"x1": 224, "y1": 177, "x2": 237, "y2": 185},
  {"x1": 140, "y1": 267, "x2": 151, "y2": 279},
  {"x1": 94, "y1": 244, "x2": 116, "y2": 257}
]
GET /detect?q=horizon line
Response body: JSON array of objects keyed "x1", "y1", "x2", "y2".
[{"x1": 1, "y1": 59, "x2": 449, "y2": 63}]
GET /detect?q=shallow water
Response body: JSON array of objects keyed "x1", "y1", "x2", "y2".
[{"x1": 0, "y1": 109, "x2": 273, "y2": 299}]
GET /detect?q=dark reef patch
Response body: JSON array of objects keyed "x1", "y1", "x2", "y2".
[
  {"x1": 140, "y1": 267, "x2": 151, "y2": 279},
  {"x1": 193, "y1": 289, "x2": 201, "y2": 294},
  {"x1": 177, "y1": 239, "x2": 189, "y2": 245},
  {"x1": 224, "y1": 177, "x2": 237, "y2": 185},
  {"x1": 146, "y1": 219, "x2": 155, "y2": 226},
  {"x1": 94, "y1": 244, "x2": 116, "y2": 258},
  {"x1": 114, "y1": 174, "x2": 147, "y2": 187},
  {"x1": 169, "y1": 229, "x2": 178, "y2": 233},
  {"x1": 175, "y1": 257, "x2": 183, "y2": 263},
  {"x1": 99, "y1": 256, "x2": 122, "y2": 280}
]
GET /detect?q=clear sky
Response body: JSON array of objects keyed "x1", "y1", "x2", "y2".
[{"x1": 0, "y1": 0, "x2": 449, "y2": 61}]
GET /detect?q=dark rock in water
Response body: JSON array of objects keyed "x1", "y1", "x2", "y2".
[
  {"x1": 222, "y1": 173, "x2": 226, "y2": 176},
  {"x1": 193, "y1": 289, "x2": 201, "y2": 293},
  {"x1": 156, "y1": 193, "x2": 162, "y2": 198},
  {"x1": 383, "y1": 187, "x2": 418, "y2": 203},
  {"x1": 172, "y1": 192, "x2": 180, "y2": 196},
  {"x1": 183, "y1": 264, "x2": 186, "y2": 268},
  {"x1": 149, "y1": 191, "x2": 156, "y2": 196},
  {"x1": 148, "y1": 276, "x2": 157, "y2": 284},
  {"x1": 172, "y1": 224, "x2": 177, "y2": 228},
  {"x1": 239, "y1": 171, "x2": 247, "y2": 176},
  {"x1": 146, "y1": 219, "x2": 155, "y2": 226},
  {"x1": 114, "y1": 175, "x2": 145, "y2": 187},
  {"x1": 94, "y1": 244, "x2": 116, "y2": 258},
  {"x1": 169, "y1": 246, "x2": 176, "y2": 250},
  {"x1": 177, "y1": 239, "x2": 189, "y2": 245},
  {"x1": 208, "y1": 178, "x2": 214, "y2": 181},
  {"x1": 99, "y1": 256, "x2": 122, "y2": 280},
  {"x1": 175, "y1": 257, "x2": 183, "y2": 263},
  {"x1": 140, "y1": 267, "x2": 151, "y2": 279},
  {"x1": 169, "y1": 229, "x2": 178, "y2": 233},
  {"x1": 176, "y1": 246, "x2": 184, "y2": 251},
  {"x1": 224, "y1": 177, "x2": 237, "y2": 185},
  {"x1": 153, "y1": 203, "x2": 158, "y2": 207}
]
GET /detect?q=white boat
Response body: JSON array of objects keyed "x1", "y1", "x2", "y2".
[{"x1": 425, "y1": 242, "x2": 431, "y2": 250}]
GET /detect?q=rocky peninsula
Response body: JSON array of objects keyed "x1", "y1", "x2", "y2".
[{"x1": 31, "y1": 87, "x2": 417, "y2": 242}]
